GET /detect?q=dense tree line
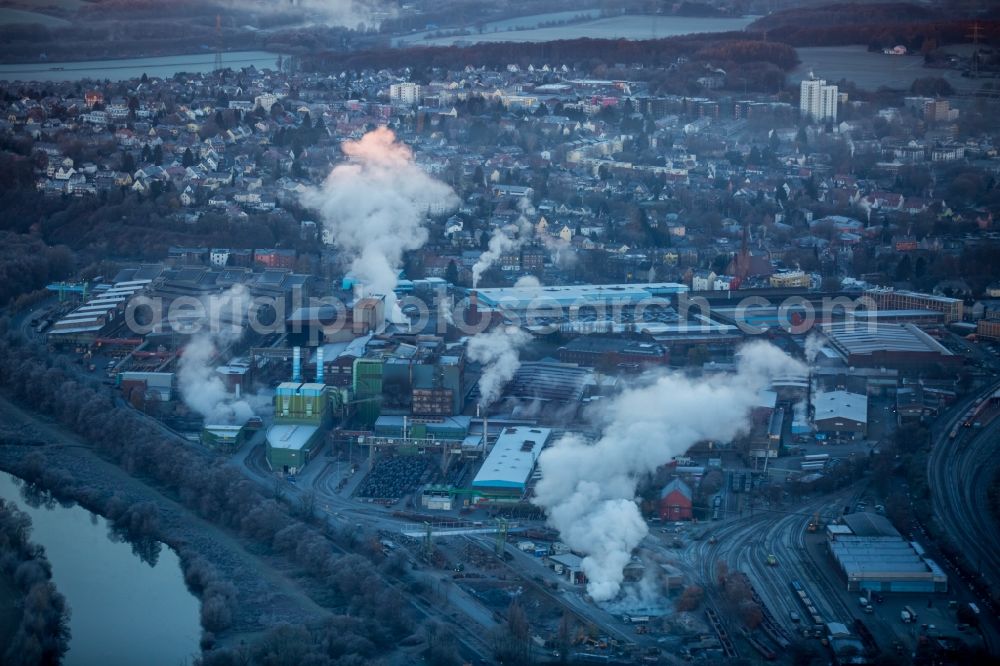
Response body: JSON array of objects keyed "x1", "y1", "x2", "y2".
[
  {"x1": 694, "y1": 40, "x2": 800, "y2": 71},
  {"x1": 749, "y1": 3, "x2": 943, "y2": 32},
  {"x1": 748, "y1": 3, "x2": 1000, "y2": 50},
  {"x1": 306, "y1": 32, "x2": 799, "y2": 74},
  {"x1": 0, "y1": 334, "x2": 464, "y2": 665},
  {"x1": 0, "y1": 497, "x2": 71, "y2": 666},
  {"x1": 0, "y1": 232, "x2": 74, "y2": 310},
  {"x1": 0, "y1": 188, "x2": 307, "y2": 264}
]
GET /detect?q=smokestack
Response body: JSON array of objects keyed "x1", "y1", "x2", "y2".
[
  {"x1": 292, "y1": 346, "x2": 301, "y2": 382},
  {"x1": 316, "y1": 346, "x2": 325, "y2": 385},
  {"x1": 467, "y1": 289, "x2": 479, "y2": 327},
  {"x1": 807, "y1": 368, "x2": 814, "y2": 420}
]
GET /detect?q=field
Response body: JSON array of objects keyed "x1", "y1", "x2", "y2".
[
  {"x1": 396, "y1": 14, "x2": 753, "y2": 47},
  {"x1": 0, "y1": 6, "x2": 70, "y2": 25},
  {"x1": 482, "y1": 9, "x2": 601, "y2": 33}
]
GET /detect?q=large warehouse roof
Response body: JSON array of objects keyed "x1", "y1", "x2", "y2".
[
  {"x1": 866, "y1": 287, "x2": 961, "y2": 306},
  {"x1": 821, "y1": 323, "x2": 954, "y2": 358},
  {"x1": 828, "y1": 512, "x2": 947, "y2": 586},
  {"x1": 472, "y1": 426, "x2": 552, "y2": 490},
  {"x1": 813, "y1": 391, "x2": 868, "y2": 424},
  {"x1": 474, "y1": 282, "x2": 688, "y2": 310},
  {"x1": 831, "y1": 538, "x2": 945, "y2": 577},
  {"x1": 505, "y1": 361, "x2": 592, "y2": 403}
]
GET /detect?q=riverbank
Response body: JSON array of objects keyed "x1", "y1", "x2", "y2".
[
  {"x1": 0, "y1": 575, "x2": 18, "y2": 657},
  {"x1": 0, "y1": 396, "x2": 329, "y2": 648},
  {"x1": 0, "y1": 331, "x2": 483, "y2": 662},
  {"x1": 0, "y1": 487, "x2": 70, "y2": 665},
  {"x1": 0, "y1": 50, "x2": 283, "y2": 83}
]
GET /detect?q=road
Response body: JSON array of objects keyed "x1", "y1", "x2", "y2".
[{"x1": 927, "y1": 378, "x2": 1000, "y2": 653}]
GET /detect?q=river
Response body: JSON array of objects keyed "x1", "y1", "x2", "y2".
[
  {"x1": 0, "y1": 472, "x2": 201, "y2": 666},
  {"x1": 0, "y1": 50, "x2": 283, "y2": 83}
]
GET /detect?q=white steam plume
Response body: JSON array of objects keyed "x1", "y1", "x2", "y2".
[
  {"x1": 472, "y1": 198, "x2": 535, "y2": 288},
  {"x1": 543, "y1": 235, "x2": 575, "y2": 269},
  {"x1": 437, "y1": 288, "x2": 454, "y2": 326},
  {"x1": 513, "y1": 275, "x2": 542, "y2": 289},
  {"x1": 793, "y1": 399, "x2": 809, "y2": 424},
  {"x1": 177, "y1": 285, "x2": 264, "y2": 424},
  {"x1": 302, "y1": 127, "x2": 458, "y2": 322},
  {"x1": 804, "y1": 333, "x2": 824, "y2": 364},
  {"x1": 468, "y1": 325, "x2": 531, "y2": 410},
  {"x1": 532, "y1": 342, "x2": 805, "y2": 601}
]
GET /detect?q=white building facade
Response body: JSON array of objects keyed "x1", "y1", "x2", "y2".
[
  {"x1": 800, "y1": 76, "x2": 839, "y2": 123},
  {"x1": 389, "y1": 82, "x2": 422, "y2": 106}
]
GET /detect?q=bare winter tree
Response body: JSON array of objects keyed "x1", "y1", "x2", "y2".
[{"x1": 492, "y1": 599, "x2": 533, "y2": 665}]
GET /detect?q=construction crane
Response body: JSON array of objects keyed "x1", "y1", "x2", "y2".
[{"x1": 46, "y1": 281, "x2": 89, "y2": 302}]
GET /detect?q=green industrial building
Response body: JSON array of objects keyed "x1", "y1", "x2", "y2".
[
  {"x1": 201, "y1": 424, "x2": 248, "y2": 453},
  {"x1": 274, "y1": 382, "x2": 329, "y2": 424},
  {"x1": 266, "y1": 423, "x2": 324, "y2": 475},
  {"x1": 352, "y1": 357, "x2": 383, "y2": 427},
  {"x1": 266, "y1": 382, "x2": 330, "y2": 474}
]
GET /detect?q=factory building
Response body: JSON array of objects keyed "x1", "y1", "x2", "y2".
[
  {"x1": 47, "y1": 274, "x2": 155, "y2": 346},
  {"x1": 265, "y1": 352, "x2": 330, "y2": 474},
  {"x1": 471, "y1": 426, "x2": 552, "y2": 500},
  {"x1": 820, "y1": 323, "x2": 960, "y2": 371},
  {"x1": 315, "y1": 335, "x2": 372, "y2": 388},
  {"x1": 273, "y1": 381, "x2": 329, "y2": 424},
  {"x1": 812, "y1": 391, "x2": 868, "y2": 440},
  {"x1": 285, "y1": 298, "x2": 386, "y2": 346},
  {"x1": 373, "y1": 415, "x2": 473, "y2": 442},
  {"x1": 557, "y1": 336, "x2": 669, "y2": 370},
  {"x1": 547, "y1": 552, "x2": 587, "y2": 585},
  {"x1": 119, "y1": 371, "x2": 173, "y2": 403},
  {"x1": 813, "y1": 366, "x2": 900, "y2": 396},
  {"x1": 201, "y1": 424, "x2": 249, "y2": 453},
  {"x1": 471, "y1": 282, "x2": 689, "y2": 321},
  {"x1": 827, "y1": 513, "x2": 947, "y2": 593},
  {"x1": 848, "y1": 309, "x2": 945, "y2": 327},
  {"x1": 266, "y1": 424, "x2": 324, "y2": 475},
  {"x1": 865, "y1": 288, "x2": 963, "y2": 324},
  {"x1": 658, "y1": 478, "x2": 693, "y2": 521},
  {"x1": 349, "y1": 337, "x2": 464, "y2": 427}
]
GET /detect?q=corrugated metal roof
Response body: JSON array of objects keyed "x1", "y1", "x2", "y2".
[
  {"x1": 472, "y1": 426, "x2": 552, "y2": 490},
  {"x1": 822, "y1": 323, "x2": 953, "y2": 356}
]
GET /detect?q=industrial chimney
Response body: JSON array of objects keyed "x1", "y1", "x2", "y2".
[
  {"x1": 316, "y1": 346, "x2": 325, "y2": 385},
  {"x1": 292, "y1": 346, "x2": 301, "y2": 382}
]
